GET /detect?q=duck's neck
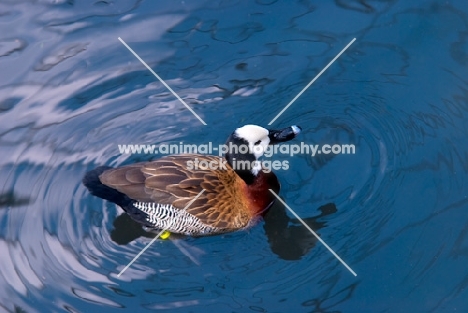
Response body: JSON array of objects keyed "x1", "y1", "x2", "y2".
[
  {"x1": 224, "y1": 133, "x2": 264, "y2": 185},
  {"x1": 243, "y1": 170, "x2": 280, "y2": 215},
  {"x1": 224, "y1": 150, "x2": 280, "y2": 215}
]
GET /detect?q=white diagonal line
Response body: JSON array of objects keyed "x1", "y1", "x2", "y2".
[
  {"x1": 117, "y1": 189, "x2": 206, "y2": 277},
  {"x1": 269, "y1": 189, "x2": 357, "y2": 276},
  {"x1": 268, "y1": 38, "x2": 356, "y2": 125},
  {"x1": 118, "y1": 37, "x2": 207, "y2": 126}
]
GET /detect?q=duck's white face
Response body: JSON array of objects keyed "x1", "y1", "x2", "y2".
[{"x1": 234, "y1": 125, "x2": 270, "y2": 159}]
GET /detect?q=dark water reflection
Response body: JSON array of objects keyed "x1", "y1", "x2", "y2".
[{"x1": 1, "y1": 0, "x2": 468, "y2": 312}]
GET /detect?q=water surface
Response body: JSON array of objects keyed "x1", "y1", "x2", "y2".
[{"x1": 1, "y1": 1, "x2": 467, "y2": 312}]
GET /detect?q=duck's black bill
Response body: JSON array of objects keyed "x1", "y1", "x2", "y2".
[{"x1": 268, "y1": 125, "x2": 302, "y2": 144}]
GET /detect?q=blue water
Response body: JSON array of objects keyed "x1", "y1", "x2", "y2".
[{"x1": 1, "y1": 0, "x2": 467, "y2": 312}]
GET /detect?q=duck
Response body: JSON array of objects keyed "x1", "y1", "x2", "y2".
[{"x1": 83, "y1": 124, "x2": 301, "y2": 236}]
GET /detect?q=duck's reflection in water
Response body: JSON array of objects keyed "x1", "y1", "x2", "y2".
[
  {"x1": 111, "y1": 202, "x2": 337, "y2": 261},
  {"x1": 263, "y1": 202, "x2": 337, "y2": 260}
]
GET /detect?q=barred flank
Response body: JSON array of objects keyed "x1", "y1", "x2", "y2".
[{"x1": 133, "y1": 202, "x2": 221, "y2": 235}]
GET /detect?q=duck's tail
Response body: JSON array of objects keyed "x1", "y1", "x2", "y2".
[
  {"x1": 82, "y1": 166, "x2": 132, "y2": 208},
  {"x1": 82, "y1": 166, "x2": 151, "y2": 226}
]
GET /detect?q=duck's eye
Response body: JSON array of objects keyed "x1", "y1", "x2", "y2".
[{"x1": 254, "y1": 140, "x2": 262, "y2": 145}]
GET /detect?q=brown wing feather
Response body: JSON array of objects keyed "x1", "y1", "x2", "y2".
[
  {"x1": 99, "y1": 154, "x2": 252, "y2": 229},
  {"x1": 98, "y1": 163, "x2": 152, "y2": 201}
]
